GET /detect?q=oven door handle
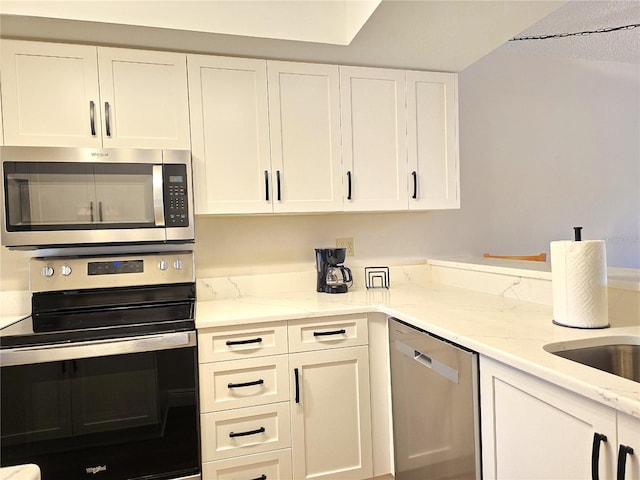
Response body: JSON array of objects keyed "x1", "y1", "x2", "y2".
[{"x1": 0, "y1": 331, "x2": 196, "y2": 367}]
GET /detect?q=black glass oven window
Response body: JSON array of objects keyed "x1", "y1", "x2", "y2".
[
  {"x1": 1, "y1": 347, "x2": 200, "y2": 480},
  {"x1": 4, "y1": 162, "x2": 155, "y2": 231}
]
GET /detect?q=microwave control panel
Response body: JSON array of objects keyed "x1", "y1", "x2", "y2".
[{"x1": 163, "y1": 164, "x2": 189, "y2": 227}]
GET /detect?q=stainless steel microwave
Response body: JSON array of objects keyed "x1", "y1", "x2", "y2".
[{"x1": 1, "y1": 146, "x2": 195, "y2": 249}]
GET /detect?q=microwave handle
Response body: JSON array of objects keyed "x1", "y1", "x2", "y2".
[{"x1": 153, "y1": 165, "x2": 165, "y2": 227}]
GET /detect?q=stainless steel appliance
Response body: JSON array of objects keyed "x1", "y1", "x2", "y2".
[
  {"x1": 1, "y1": 146, "x2": 194, "y2": 249},
  {"x1": 389, "y1": 318, "x2": 481, "y2": 480},
  {"x1": 0, "y1": 252, "x2": 200, "y2": 480},
  {"x1": 314, "y1": 247, "x2": 353, "y2": 294}
]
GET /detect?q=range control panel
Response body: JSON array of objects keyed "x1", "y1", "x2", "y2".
[{"x1": 30, "y1": 251, "x2": 194, "y2": 292}]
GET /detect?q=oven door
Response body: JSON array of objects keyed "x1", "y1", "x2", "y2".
[{"x1": 1, "y1": 331, "x2": 200, "y2": 480}]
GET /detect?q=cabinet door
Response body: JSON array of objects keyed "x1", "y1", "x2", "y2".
[
  {"x1": 617, "y1": 413, "x2": 640, "y2": 480},
  {"x1": 290, "y1": 346, "x2": 373, "y2": 480},
  {"x1": 188, "y1": 55, "x2": 272, "y2": 214},
  {"x1": 480, "y1": 356, "x2": 617, "y2": 480},
  {"x1": 340, "y1": 66, "x2": 407, "y2": 211},
  {"x1": 97, "y1": 47, "x2": 190, "y2": 149},
  {"x1": 268, "y1": 61, "x2": 343, "y2": 213},
  {"x1": 407, "y1": 71, "x2": 459, "y2": 210},
  {"x1": 0, "y1": 40, "x2": 101, "y2": 147}
]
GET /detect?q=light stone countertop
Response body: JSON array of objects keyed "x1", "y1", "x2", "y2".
[
  {"x1": 196, "y1": 277, "x2": 640, "y2": 419},
  {"x1": 0, "y1": 464, "x2": 40, "y2": 480}
]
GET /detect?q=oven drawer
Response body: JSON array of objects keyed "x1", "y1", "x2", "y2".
[
  {"x1": 288, "y1": 314, "x2": 369, "y2": 353},
  {"x1": 202, "y1": 448, "x2": 292, "y2": 480},
  {"x1": 198, "y1": 321, "x2": 288, "y2": 362},
  {"x1": 201, "y1": 402, "x2": 291, "y2": 462},
  {"x1": 200, "y1": 354, "x2": 289, "y2": 412}
]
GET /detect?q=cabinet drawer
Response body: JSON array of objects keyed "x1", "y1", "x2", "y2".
[
  {"x1": 202, "y1": 448, "x2": 292, "y2": 480},
  {"x1": 201, "y1": 402, "x2": 291, "y2": 462},
  {"x1": 288, "y1": 314, "x2": 368, "y2": 353},
  {"x1": 199, "y1": 322, "x2": 288, "y2": 362},
  {"x1": 200, "y1": 355, "x2": 289, "y2": 412}
]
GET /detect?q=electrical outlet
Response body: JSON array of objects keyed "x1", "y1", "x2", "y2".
[{"x1": 336, "y1": 237, "x2": 355, "y2": 256}]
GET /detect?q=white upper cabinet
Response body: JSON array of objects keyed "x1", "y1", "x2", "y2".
[
  {"x1": 187, "y1": 55, "x2": 272, "y2": 214},
  {"x1": 407, "y1": 71, "x2": 459, "y2": 209},
  {"x1": 1, "y1": 40, "x2": 101, "y2": 147},
  {"x1": 0, "y1": 40, "x2": 190, "y2": 149},
  {"x1": 97, "y1": 47, "x2": 190, "y2": 149},
  {"x1": 340, "y1": 66, "x2": 408, "y2": 212},
  {"x1": 267, "y1": 61, "x2": 343, "y2": 213}
]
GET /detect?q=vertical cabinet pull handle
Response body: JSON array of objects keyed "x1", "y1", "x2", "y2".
[
  {"x1": 104, "y1": 102, "x2": 112, "y2": 137},
  {"x1": 617, "y1": 445, "x2": 634, "y2": 480},
  {"x1": 347, "y1": 171, "x2": 352, "y2": 200},
  {"x1": 89, "y1": 101, "x2": 96, "y2": 136},
  {"x1": 264, "y1": 171, "x2": 270, "y2": 202},
  {"x1": 294, "y1": 368, "x2": 300, "y2": 403},
  {"x1": 90, "y1": 201, "x2": 94, "y2": 222},
  {"x1": 98, "y1": 201, "x2": 103, "y2": 222},
  {"x1": 591, "y1": 433, "x2": 607, "y2": 480},
  {"x1": 276, "y1": 170, "x2": 282, "y2": 201},
  {"x1": 412, "y1": 171, "x2": 418, "y2": 199}
]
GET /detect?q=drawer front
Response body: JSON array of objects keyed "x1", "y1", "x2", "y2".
[
  {"x1": 202, "y1": 448, "x2": 292, "y2": 480},
  {"x1": 200, "y1": 355, "x2": 289, "y2": 412},
  {"x1": 288, "y1": 314, "x2": 369, "y2": 353},
  {"x1": 199, "y1": 322, "x2": 288, "y2": 362},
  {"x1": 201, "y1": 402, "x2": 291, "y2": 462}
]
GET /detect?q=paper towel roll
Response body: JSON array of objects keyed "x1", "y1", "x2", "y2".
[{"x1": 551, "y1": 240, "x2": 609, "y2": 329}]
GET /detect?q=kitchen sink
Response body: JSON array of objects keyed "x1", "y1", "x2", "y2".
[{"x1": 544, "y1": 336, "x2": 640, "y2": 383}]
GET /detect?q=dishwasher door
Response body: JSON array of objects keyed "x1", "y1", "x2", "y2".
[{"x1": 389, "y1": 318, "x2": 481, "y2": 480}]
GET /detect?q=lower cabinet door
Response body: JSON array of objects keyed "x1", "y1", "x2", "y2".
[
  {"x1": 203, "y1": 448, "x2": 292, "y2": 480},
  {"x1": 289, "y1": 345, "x2": 373, "y2": 480},
  {"x1": 201, "y1": 402, "x2": 291, "y2": 462}
]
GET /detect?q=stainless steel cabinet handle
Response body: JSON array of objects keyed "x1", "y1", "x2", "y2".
[
  {"x1": 0, "y1": 331, "x2": 195, "y2": 366},
  {"x1": 89, "y1": 101, "x2": 97, "y2": 136},
  {"x1": 105, "y1": 101, "x2": 112, "y2": 137}
]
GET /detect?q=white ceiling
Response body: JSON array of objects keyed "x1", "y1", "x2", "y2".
[
  {"x1": 500, "y1": 0, "x2": 640, "y2": 64},
  {"x1": 0, "y1": 0, "x2": 383, "y2": 46}
]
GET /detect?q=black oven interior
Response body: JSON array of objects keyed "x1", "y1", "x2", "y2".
[{"x1": 0, "y1": 252, "x2": 200, "y2": 480}]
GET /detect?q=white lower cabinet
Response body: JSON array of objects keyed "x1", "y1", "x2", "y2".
[
  {"x1": 201, "y1": 402, "x2": 292, "y2": 462},
  {"x1": 198, "y1": 316, "x2": 373, "y2": 480},
  {"x1": 203, "y1": 449, "x2": 293, "y2": 480},
  {"x1": 289, "y1": 346, "x2": 373, "y2": 480},
  {"x1": 480, "y1": 356, "x2": 639, "y2": 480}
]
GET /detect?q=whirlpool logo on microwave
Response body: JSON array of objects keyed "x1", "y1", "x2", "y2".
[
  {"x1": 86, "y1": 465, "x2": 107, "y2": 474},
  {"x1": 90, "y1": 152, "x2": 109, "y2": 158}
]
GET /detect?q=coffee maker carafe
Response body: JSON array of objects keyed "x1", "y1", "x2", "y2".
[{"x1": 315, "y1": 248, "x2": 353, "y2": 294}]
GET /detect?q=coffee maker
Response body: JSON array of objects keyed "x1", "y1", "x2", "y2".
[{"x1": 315, "y1": 248, "x2": 353, "y2": 294}]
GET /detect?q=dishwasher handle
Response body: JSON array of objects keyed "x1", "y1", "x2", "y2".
[{"x1": 395, "y1": 340, "x2": 459, "y2": 384}]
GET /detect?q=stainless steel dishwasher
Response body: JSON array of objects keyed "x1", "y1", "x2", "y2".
[{"x1": 389, "y1": 318, "x2": 481, "y2": 480}]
